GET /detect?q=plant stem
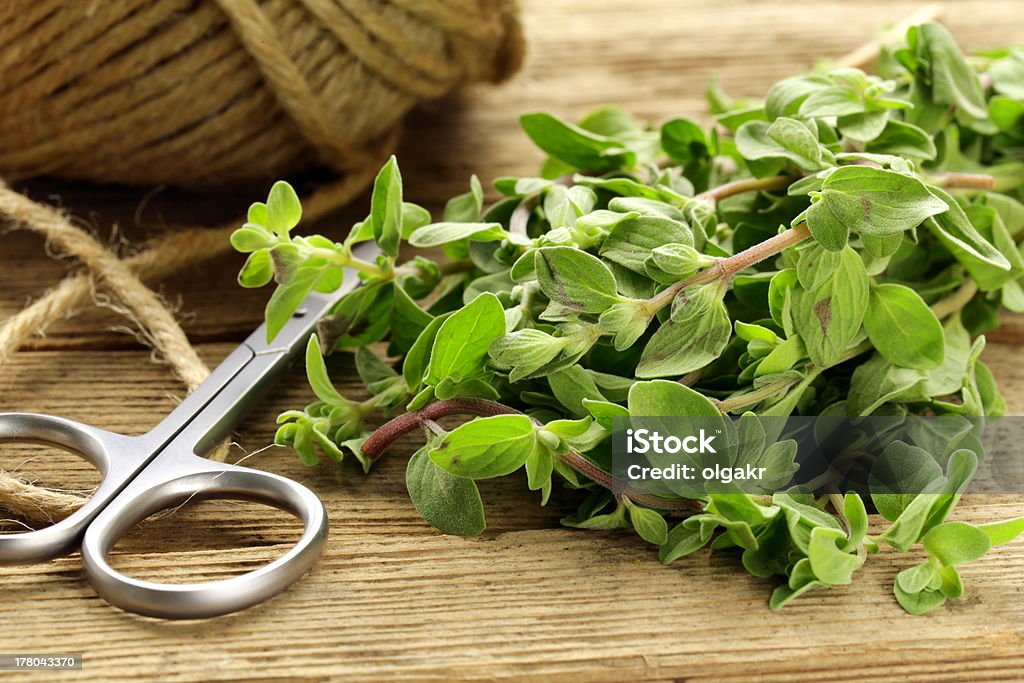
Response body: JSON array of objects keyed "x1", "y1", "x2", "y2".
[
  {"x1": 648, "y1": 222, "x2": 811, "y2": 311},
  {"x1": 362, "y1": 397, "x2": 700, "y2": 512},
  {"x1": 695, "y1": 174, "x2": 797, "y2": 202},
  {"x1": 714, "y1": 376, "x2": 801, "y2": 413},
  {"x1": 931, "y1": 279, "x2": 979, "y2": 319},
  {"x1": 926, "y1": 172, "x2": 997, "y2": 191}
]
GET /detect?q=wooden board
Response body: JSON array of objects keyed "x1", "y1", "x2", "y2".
[{"x1": 2, "y1": 1, "x2": 1024, "y2": 680}]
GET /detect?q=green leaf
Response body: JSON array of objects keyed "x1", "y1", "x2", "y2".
[
  {"x1": 624, "y1": 498, "x2": 669, "y2": 545},
  {"x1": 804, "y1": 166, "x2": 947, "y2": 250},
  {"x1": 660, "y1": 117, "x2": 708, "y2": 163},
  {"x1": 735, "y1": 118, "x2": 833, "y2": 172},
  {"x1": 799, "y1": 84, "x2": 867, "y2": 118},
  {"x1": 534, "y1": 247, "x2": 621, "y2": 313},
  {"x1": 894, "y1": 580, "x2": 947, "y2": 615},
  {"x1": 648, "y1": 243, "x2": 706, "y2": 278},
  {"x1": 600, "y1": 215, "x2": 694, "y2": 274},
  {"x1": 402, "y1": 312, "x2": 448, "y2": 391},
  {"x1": 792, "y1": 246, "x2": 868, "y2": 368},
  {"x1": 766, "y1": 75, "x2": 829, "y2": 118},
  {"x1": 842, "y1": 493, "x2": 868, "y2": 551},
  {"x1": 807, "y1": 526, "x2": 862, "y2": 585},
  {"x1": 923, "y1": 521, "x2": 991, "y2": 566},
  {"x1": 796, "y1": 243, "x2": 842, "y2": 291},
  {"x1": 849, "y1": 354, "x2": 926, "y2": 416},
  {"x1": 897, "y1": 560, "x2": 940, "y2": 594},
  {"x1": 265, "y1": 259, "x2": 326, "y2": 341},
  {"x1": 520, "y1": 112, "x2": 633, "y2": 170},
  {"x1": 426, "y1": 293, "x2": 506, "y2": 385},
  {"x1": 390, "y1": 284, "x2": 434, "y2": 355},
  {"x1": 525, "y1": 442, "x2": 554, "y2": 504},
  {"x1": 231, "y1": 224, "x2": 275, "y2": 253},
  {"x1": 911, "y1": 22, "x2": 988, "y2": 120},
  {"x1": 317, "y1": 280, "x2": 394, "y2": 350},
  {"x1": 837, "y1": 111, "x2": 888, "y2": 143},
  {"x1": 443, "y1": 175, "x2": 485, "y2": 223},
  {"x1": 637, "y1": 284, "x2": 732, "y2": 378},
  {"x1": 266, "y1": 181, "x2": 302, "y2": 236},
  {"x1": 864, "y1": 283, "x2": 944, "y2": 370},
  {"x1": 407, "y1": 445, "x2": 486, "y2": 536},
  {"x1": 660, "y1": 522, "x2": 710, "y2": 563},
  {"x1": 548, "y1": 365, "x2": 606, "y2": 417},
  {"x1": 578, "y1": 105, "x2": 640, "y2": 136},
  {"x1": 922, "y1": 313, "x2": 972, "y2": 395},
  {"x1": 304, "y1": 335, "x2": 344, "y2": 404},
  {"x1": 238, "y1": 249, "x2": 274, "y2": 288},
  {"x1": 429, "y1": 414, "x2": 537, "y2": 479},
  {"x1": 926, "y1": 186, "x2": 1012, "y2": 276},
  {"x1": 409, "y1": 222, "x2": 507, "y2": 247},
  {"x1": 599, "y1": 301, "x2": 653, "y2": 351},
  {"x1": 865, "y1": 120, "x2": 937, "y2": 160},
  {"x1": 977, "y1": 516, "x2": 1024, "y2": 546},
  {"x1": 769, "y1": 558, "x2": 824, "y2": 609},
  {"x1": 869, "y1": 440, "x2": 943, "y2": 521},
  {"x1": 627, "y1": 379, "x2": 721, "y2": 416},
  {"x1": 488, "y1": 329, "x2": 568, "y2": 383},
  {"x1": 354, "y1": 346, "x2": 398, "y2": 394},
  {"x1": 370, "y1": 156, "x2": 403, "y2": 258}
]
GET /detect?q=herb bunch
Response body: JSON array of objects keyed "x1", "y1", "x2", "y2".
[{"x1": 232, "y1": 23, "x2": 1024, "y2": 614}]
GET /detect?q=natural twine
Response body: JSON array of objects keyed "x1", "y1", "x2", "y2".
[{"x1": 0, "y1": 0, "x2": 523, "y2": 186}]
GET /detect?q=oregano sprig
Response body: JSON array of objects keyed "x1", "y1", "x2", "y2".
[{"x1": 233, "y1": 22, "x2": 1024, "y2": 615}]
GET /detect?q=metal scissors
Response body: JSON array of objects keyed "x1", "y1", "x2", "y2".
[{"x1": 0, "y1": 243, "x2": 378, "y2": 619}]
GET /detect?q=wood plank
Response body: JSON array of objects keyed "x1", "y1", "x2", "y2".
[
  {"x1": 0, "y1": 341, "x2": 1023, "y2": 681},
  {"x1": 2, "y1": 1, "x2": 1024, "y2": 680}
]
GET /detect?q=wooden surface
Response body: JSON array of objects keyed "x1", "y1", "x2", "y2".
[{"x1": 2, "y1": 1, "x2": 1024, "y2": 680}]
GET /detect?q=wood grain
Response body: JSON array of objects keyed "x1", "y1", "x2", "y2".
[{"x1": 2, "y1": 1, "x2": 1024, "y2": 680}]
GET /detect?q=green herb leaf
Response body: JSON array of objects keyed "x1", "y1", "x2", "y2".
[
  {"x1": 370, "y1": 155, "x2": 403, "y2": 258},
  {"x1": 409, "y1": 222, "x2": 507, "y2": 247},
  {"x1": 535, "y1": 246, "x2": 621, "y2": 313},
  {"x1": 803, "y1": 166, "x2": 947, "y2": 250},
  {"x1": 792, "y1": 246, "x2": 868, "y2": 367},
  {"x1": 429, "y1": 414, "x2": 536, "y2": 479},
  {"x1": 407, "y1": 444, "x2": 486, "y2": 536},
  {"x1": 426, "y1": 293, "x2": 506, "y2": 385},
  {"x1": 864, "y1": 283, "x2": 945, "y2": 370},
  {"x1": 266, "y1": 181, "x2": 302, "y2": 236},
  {"x1": 923, "y1": 521, "x2": 990, "y2": 566},
  {"x1": 637, "y1": 284, "x2": 731, "y2": 378},
  {"x1": 520, "y1": 112, "x2": 633, "y2": 170}
]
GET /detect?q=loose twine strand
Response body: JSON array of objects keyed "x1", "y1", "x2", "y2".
[{"x1": 0, "y1": 3, "x2": 937, "y2": 526}]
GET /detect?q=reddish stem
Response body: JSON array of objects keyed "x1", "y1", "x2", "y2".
[
  {"x1": 649, "y1": 222, "x2": 811, "y2": 310},
  {"x1": 363, "y1": 397, "x2": 699, "y2": 513}
]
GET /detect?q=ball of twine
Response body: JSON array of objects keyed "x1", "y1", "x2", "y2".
[{"x1": 0, "y1": 0, "x2": 524, "y2": 186}]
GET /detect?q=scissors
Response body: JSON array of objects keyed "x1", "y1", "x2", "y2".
[{"x1": 0, "y1": 242, "x2": 378, "y2": 619}]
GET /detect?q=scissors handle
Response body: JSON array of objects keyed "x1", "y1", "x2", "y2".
[
  {"x1": 80, "y1": 450, "x2": 327, "y2": 620},
  {"x1": 0, "y1": 413, "x2": 147, "y2": 563}
]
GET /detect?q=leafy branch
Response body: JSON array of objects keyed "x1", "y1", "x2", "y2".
[{"x1": 232, "y1": 22, "x2": 1024, "y2": 615}]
